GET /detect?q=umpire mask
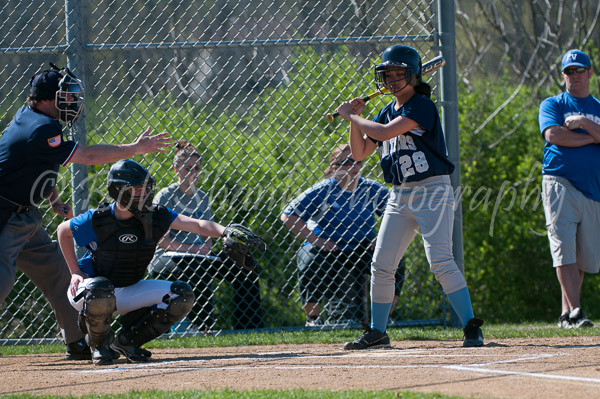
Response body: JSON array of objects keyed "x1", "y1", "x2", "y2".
[{"x1": 30, "y1": 63, "x2": 85, "y2": 122}]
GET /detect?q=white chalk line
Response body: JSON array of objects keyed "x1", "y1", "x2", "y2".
[
  {"x1": 81, "y1": 364, "x2": 443, "y2": 374},
  {"x1": 445, "y1": 365, "x2": 600, "y2": 383},
  {"x1": 78, "y1": 349, "x2": 549, "y2": 374},
  {"x1": 76, "y1": 348, "x2": 600, "y2": 385}
]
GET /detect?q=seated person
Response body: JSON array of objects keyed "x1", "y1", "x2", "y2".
[
  {"x1": 281, "y1": 144, "x2": 404, "y2": 326},
  {"x1": 148, "y1": 140, "x2": 263, "y2": 330}
]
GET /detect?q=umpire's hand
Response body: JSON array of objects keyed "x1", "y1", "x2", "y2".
[{"x1": 132, "y1": 127, "x2": 172, "y2": 155}]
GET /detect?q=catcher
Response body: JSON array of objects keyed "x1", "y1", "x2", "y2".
[{"x1": 57, "y1": 159, "x2": 265, "y2": 366}]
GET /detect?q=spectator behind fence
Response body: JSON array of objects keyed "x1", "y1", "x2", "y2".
[
  {"x1": 0, "y1": 63, "x2": 170, "y2": 361},
  {"x1": 539, "y1": 49, "x2": 600, "y2": 329},
  {"x1": 281, "y1": 144, "x2": 405, "y2": 327},
  {"x1": 148, "y1": 140, "x2": 263, "y2": 330}
]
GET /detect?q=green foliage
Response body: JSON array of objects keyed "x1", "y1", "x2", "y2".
[
  {"x1": 3, "y1": 322, "x2": 599, "y2": 356},
  {"x1": 9, "y1": 47, "x2": 600, "y2": 337},
  {"x1": 457, "y1": 73, "x2": 600, "y2": 322}
]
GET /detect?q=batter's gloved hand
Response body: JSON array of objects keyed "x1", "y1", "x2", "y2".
[{"x1": 221, "y1": 223, "x2": 266, "y2": 271}]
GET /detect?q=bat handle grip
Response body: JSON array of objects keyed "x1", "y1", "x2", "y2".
[
  {"x1": 326, "y1": 112, "x2": 339, "y2": 122},
  {"x1": 326, "y1": 90, "x2": 384, "y2": 123}
]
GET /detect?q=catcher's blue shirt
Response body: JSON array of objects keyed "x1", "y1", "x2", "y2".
[
  {"x1": 539, "y1": 92, "x2": 600, "y2": 201},
  {"x1": 70, "y1": 203, "x2": 178, "y2": 276},
  {"x1": 370, "y1": 94, "x2": 454, "y2": 185},
  {"x1": 282, "y1": 177, "x2": 388, "y2": 252},
  {"x1": 0, "y1": 106, "x2": 77, "y2": 205}
]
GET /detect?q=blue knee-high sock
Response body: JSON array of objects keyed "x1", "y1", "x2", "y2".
[
  {"x1": 371, "y1": 302, "x2": 393, "y2": 333},
  {"x1": 446, "y1": 287, "x2": 475, "y2": 327}
]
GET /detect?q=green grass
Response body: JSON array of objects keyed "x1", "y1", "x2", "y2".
[
  {"x1": 1, "y1": 323, "x2": 596, "y2": 399},
  {"x1": 1, "y1": 322, "x2": 597, "y2": 356}
]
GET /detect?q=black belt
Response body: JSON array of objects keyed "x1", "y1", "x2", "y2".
[{"x1": 0, "y1": 195, "x2": 31, "y2": 214}]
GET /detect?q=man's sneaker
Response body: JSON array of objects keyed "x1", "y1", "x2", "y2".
[
  {"x1": 463, "y1": 318, "x2": 484, "y2": 347},
  {"x1": 569, "y1": 308, "x2": 594, "y2": 328},
  {"x1": 305, "y1": 316, "x2": 323, "y2": 327},
  {"x1": 65, "y1": 338, "x2": 92, "y2": 361},
  {"x1": 111, "y1": 334, "x2": 152, "y2": 363},
  {"x1": 92, "y1": 346, "x2": 114, "y2": 366},
  {"x1": 557, "y1": 312, "x2": 571, "y2": 328},
  {"x1": 343, "y1": 323, "x2": 391, "y2": 350}
]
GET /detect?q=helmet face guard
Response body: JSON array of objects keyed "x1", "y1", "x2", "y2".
[
  {"x1": 112, "y1": 182, "x2": 155, "y2": 214},
  {"x1": 375, "y1": 65, "x2": 411, "y2": 94},
  {"x1": 374, "y1": 45, "x2": 422, "y2": 95},
  {"x1": 55, "y1": 68, "x2": 85, "y2": 122},
  {"x1": 107, "y1": 160, "x2": 155, "y2": 214}
]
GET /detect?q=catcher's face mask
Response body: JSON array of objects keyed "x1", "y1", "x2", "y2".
[
  {"x1": 114, "y1": 182, "x2": 154, "y2": 214},
  {"x1": 107, "y1": 159, "x2": 155, "y2": 215}
]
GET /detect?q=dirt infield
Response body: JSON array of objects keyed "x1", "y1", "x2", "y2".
[{"x1": 2, "y1": 336, "x2": 600, "y2": 398}]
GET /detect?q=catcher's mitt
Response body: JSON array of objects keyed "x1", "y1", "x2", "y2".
[{"x1": 221, "y1": 223, "x2": 266, "y2": 270}]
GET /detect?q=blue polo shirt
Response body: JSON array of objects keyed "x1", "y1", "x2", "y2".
[
  {"x1": 282, "y1": 177, "x2": 388, "y2": 252},
  {"x1": 539, "y1": 92, "x2": 600, "y2": 201},
  {"x1": 0, "y1": 106, "x2": 77, "y2": 205}
]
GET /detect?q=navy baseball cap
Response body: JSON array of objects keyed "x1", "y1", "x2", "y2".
[
  {"x1": 561, "y1": 50, "x2": 592, "y2": 71},
  {"x1": 29, "y1": 70, "x2": 62, "y2": 100}
]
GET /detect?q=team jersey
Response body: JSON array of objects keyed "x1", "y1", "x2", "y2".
[
  {"x1": 539, "y1": 92, "x2": 600, "y2": 201},
  {"x1": 282, "y1": 177, "x2": 388, "y2": 252},
  {"x1": 0, "y1": 106, "x2": 77, "y2": 204},
  {"x1": 69, "y1": 203, "x2": 178, "y2": 276},
  {"x1": 370, "y1": 94, "x2": 454, "y2": 185}
]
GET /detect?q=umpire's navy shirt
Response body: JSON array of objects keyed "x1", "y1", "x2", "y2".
[{"x1": 0, "y1": 106, "x2": 78, "y2": 205}]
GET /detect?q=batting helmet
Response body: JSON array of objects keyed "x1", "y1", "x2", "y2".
[
  {"x1": 107, "y1": 160, "x2": 155, "y2": 214},
  {"x1": 29, "y1": 63, "x2": 85, "y2": 122},
  {"x1": 374, "y1": 45, "x2": 422, "y2": 94}
]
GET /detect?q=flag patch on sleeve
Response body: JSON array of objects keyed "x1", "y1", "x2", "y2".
[{"x1": 48, "y1": 135, "x2": 62, "y2": 147}]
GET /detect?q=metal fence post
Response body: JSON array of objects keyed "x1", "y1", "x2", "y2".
[
  {"x1": 438, "y1": 0, "x2": 463, "y2": 328},
  {"x1": 64, "y1": 0, "x2": 89, "y2": 224}
]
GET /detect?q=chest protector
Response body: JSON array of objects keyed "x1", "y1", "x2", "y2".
[{"x1": 91, "y1": 204, "x2": 172, "y2": 287}]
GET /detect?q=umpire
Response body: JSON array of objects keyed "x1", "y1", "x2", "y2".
[{"x1": 0, "y1": 63, "x2": 170, "y2": 360}]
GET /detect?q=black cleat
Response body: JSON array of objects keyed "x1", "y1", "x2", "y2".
[
  {"x1": 344, "y1": 323, "x2": 391, "y2": 350},
  {"x1": 463, "y1": 318, "x2": 484, "y2": 347},
  {"x1": 557, "y1": 312, "x2": 571, "y2": 328},
  {"x1": 92, "y1": 346, "x2": 114, "y2": 366},
  {"x1": 568, "y1": 308, "x2": 594, "y2": 328},
  {"x1": 111, "y1": 335, "x2": 152, "y2": 363},
  {"x1": 65, "y1": 338, "x2": 92, "y2": 361}
]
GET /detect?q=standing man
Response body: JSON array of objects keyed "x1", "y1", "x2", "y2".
[
  {"x1": 0, "y1": 64, "x2": 171, "y2": 359},
  {"x1": 539, "y1": 49, "x2": 600, "y2": 328}
]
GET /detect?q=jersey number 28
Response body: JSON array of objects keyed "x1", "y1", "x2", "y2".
[{"x1": 399, "y1": 151, "x2": 429, "y2": 177}]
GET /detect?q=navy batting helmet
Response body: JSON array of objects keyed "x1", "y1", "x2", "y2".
[
  {"x1": 374, "y1": 45, "x2": 422, "y2": 94},
  {"x1": 107, "y1": 160, "x2": 155, "y2": 214}
]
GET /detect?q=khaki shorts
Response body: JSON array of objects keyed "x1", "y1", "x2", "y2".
[{"x1": 542, "y1": 175, "x2": 600, "y2": 273}]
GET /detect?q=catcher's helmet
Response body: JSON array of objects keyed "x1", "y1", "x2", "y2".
[
  {"x1": 30, "y1": 63, "x2": 85, "y2": 122},
  {"x1": 374, "y1": 45, "x2": 422, "y2": 94},
  {"x1": 107, "y1": 160, "x2": 155, "y2": 214}
]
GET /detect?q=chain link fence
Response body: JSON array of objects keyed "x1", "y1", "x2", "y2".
[{"x1": 0, "y1": 0, "x2": 459, "y2": 343}]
